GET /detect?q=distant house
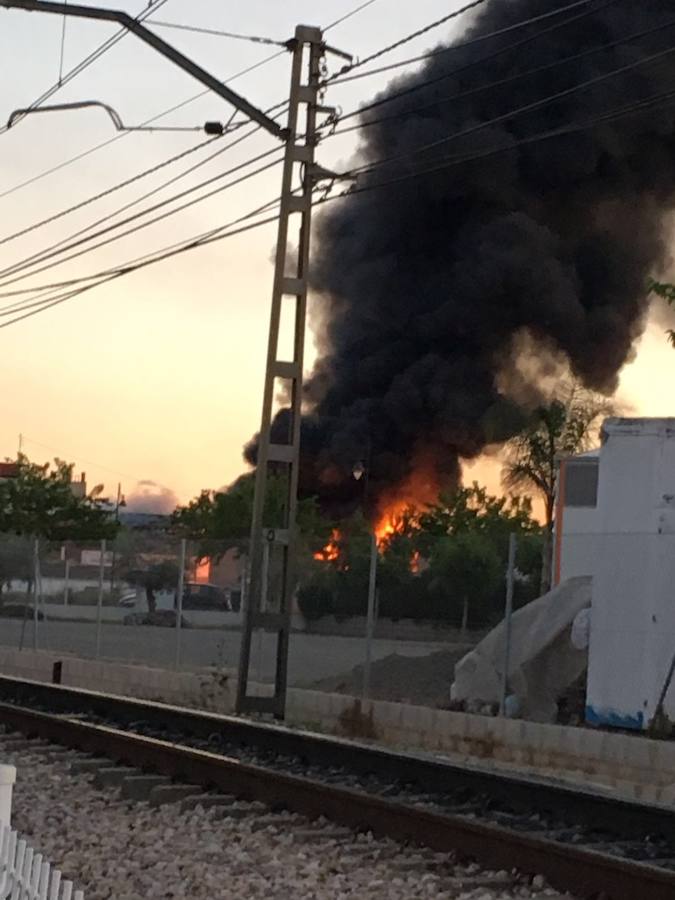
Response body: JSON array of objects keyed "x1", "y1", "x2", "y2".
[{"x1": 0, "y1": 462, "x2": 18, "y2": 480}]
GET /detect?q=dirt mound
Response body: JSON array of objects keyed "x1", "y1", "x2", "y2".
[{"x1": 307, "y1": 646, "x2": 472, "y2": 708}]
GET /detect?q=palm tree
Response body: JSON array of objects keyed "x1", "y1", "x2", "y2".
[
  {"x1": 502, "y1": 382, "x2": 614, "y2": 593},
  {"x1": 648, "y1": 279, "x2": 675, "y2": 347}
]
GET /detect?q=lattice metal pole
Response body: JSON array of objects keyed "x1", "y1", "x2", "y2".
[{"x1": 236, "y1": 26, "x2": 325, "y2": 719}]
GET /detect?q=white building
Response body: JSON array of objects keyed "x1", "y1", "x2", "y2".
[{"x1": 554, "y1": 418, "x2": 675, "y2": 730}]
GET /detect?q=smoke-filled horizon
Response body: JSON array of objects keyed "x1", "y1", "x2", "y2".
[{"x1": 247, "y1": 0, "x2": 675, "y2": 515}]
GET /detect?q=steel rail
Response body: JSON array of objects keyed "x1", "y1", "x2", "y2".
[{"x1": 1, "y1": 680, "x2": 675, "y2": 898}]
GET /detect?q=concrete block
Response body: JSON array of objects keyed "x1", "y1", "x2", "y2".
[
  {"x1": 249, "y1": 813, "x2": 304, "y2": 832},
  {"x1": 216, "y1": 801, "x2": 267, "y2": 820},
  {"x1": 148, "y1": 784, "x2": 200, "y2": 807},
  {"x1": 179, "y1": 793, "x2": 236, "y2": 812},
  {"x1": 93, "y1": 766, "x2": 139, "y2": 788},
  {"x1": 120, "y1": 775, "x2": 170, "y2": 800}
]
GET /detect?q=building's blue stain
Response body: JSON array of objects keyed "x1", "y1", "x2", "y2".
[{"x1": 585, "y1": 705, "x2": 644, "y2": 730}]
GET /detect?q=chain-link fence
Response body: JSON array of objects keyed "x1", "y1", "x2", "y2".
[{"x1": 0, "y1": 524, "x2": 545, "y2": 696}]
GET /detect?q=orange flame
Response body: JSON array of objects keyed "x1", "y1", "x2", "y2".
[
  {"x1": 410, "y1": 550, "x2": 421, "y2": 573},
  {"x1": 314, "y1": 528, "x2": 341, "y2": 562}
]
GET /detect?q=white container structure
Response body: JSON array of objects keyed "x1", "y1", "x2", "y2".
[
  {"x1": 0, "y1": 766, "x2": 15, "y2": 829},
  {"x1": 584, "y1": 418, "x2": 675, "y2": 730}
]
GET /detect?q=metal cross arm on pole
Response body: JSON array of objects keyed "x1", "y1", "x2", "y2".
[{"x1": 0, "y1": 0, "x2": 286, "y2": 139}]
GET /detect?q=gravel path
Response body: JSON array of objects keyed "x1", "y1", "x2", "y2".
[{"x1": 2, "y1": 733, "x2": 575, "y2": 900}]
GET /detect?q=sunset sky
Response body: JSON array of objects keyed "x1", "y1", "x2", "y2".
[{"x1": 1, "y1": 0, "x2": 673, "y2": 512}]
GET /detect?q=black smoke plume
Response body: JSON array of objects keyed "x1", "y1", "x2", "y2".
[{"x1": 247, "y1": 0, "x2": 675, "y2": 514}]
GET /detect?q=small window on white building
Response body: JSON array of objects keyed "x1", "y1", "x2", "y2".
[{"x1": 564, "y1": 461, "x2": 599, "y2": 508}]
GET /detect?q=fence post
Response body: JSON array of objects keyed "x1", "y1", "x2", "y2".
[
  {"x1": 499, "y1": 533, "x2": 517, "y2": 717},
  {"x1": 63, "y1": 558, "x2": 71, "y2": 606},
  {"x1": 95, "y1": 539, "x2": 106, "y2": 659},
  {"x1": 32, "y1": 538, "x2": 40, "y2": 651},
  {"x1": 174, "y1": 538, "x2": 186, "y2": 670},
  {"x1": 363, "y1": 532, "x2": 378, "y2": 702}
]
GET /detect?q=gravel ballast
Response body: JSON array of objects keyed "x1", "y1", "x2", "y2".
[{"x1": 2, "y1": 734, "x2": 576, "y2": 900}]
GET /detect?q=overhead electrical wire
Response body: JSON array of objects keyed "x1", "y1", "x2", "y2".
[
  {"x1": 148, "y1": 20, "x2": 287, "y2": 46},
  {"x1": 3, "y1": 75, "x2": 674, "y2": 328},
  {"x1": 0, "y1": 47, "x2": 287, "y2": 201},
  {"x1": 330, "y1": 0, "x2": 621, "y2": 128},
  {"x1": 322, "y1": 0, "x2": 490, "y2": 85},
  {"x1": 324, "y1": 15, "x2": 675, "y2": 139},
  {"x1": 0, "y1": 99, "x2": 288, "y2": 249},
  {"x1": 324, "y1": 0, "x2": 384, "y2": 32},
  {"x1": 324, "y1": 87, "x2": 675, "y2": 201},
  {"x1": 344, "y1": 38, "x2": 675, "y2": 180},
  {"x1": 0, "y1": 94, "x2": 292, "y2": 282},
  {"x1": 0, "y1": 0, "x2": 171, "y2": 136},
  {"x1": 0, "y1": 198, "x2": 285, "y2": 328},
  {"x1": 0, "y1": 133, "x2": 219, "y2": 246},
  {"x1": 0, "y1": 147, "x2": 286, "y2": 289},
  {"x1": 324, "y1": 0, "x2": 594, "y2": 87}
]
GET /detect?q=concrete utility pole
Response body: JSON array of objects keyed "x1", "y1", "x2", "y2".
[
  {"x1": 3, "y1": 0, "x2": 344, "y2": 720},
  {"x1": 236, "y1": 27, "x2": 328, "y2": 719}
]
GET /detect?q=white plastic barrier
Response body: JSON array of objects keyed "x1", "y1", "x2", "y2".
[
  {"x1": 0, "y1": 769, "x2": 14, "y2": 830},
  {"x1": 0, "y1": 823, "x2": 84, "y2": 899}
]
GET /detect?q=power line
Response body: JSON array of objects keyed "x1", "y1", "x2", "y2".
[
  {"x1": 19, "y1": 434, "x2": 168, "y2": 488},
  {"x1": 4, "y1": 78, "x2": 674, "y2": 326},
  {"x1": 346, "y1": 37, "x2": 675, "y2": 180},
  {"x1": 323, "y1": 86, "x2": 675, "y2": 201},
  {"x1": 331, "y1": 0, "x2": 620, "y2": 127},
  {"x1": 325, "y1": 15, "x2": 675, "y2": 139},
  {"x1": 322, "y1": 0, "x2": 494, "y2": 86},
  {"x1": 149, "y1": 19, "x2": 287, "y2": 46},
  {"x1": 0, "y1": 200, "x2": 283, "y2": 327},
  {"x1": 0, "y1": 147, "x2": 285, "y2": 288},
  {"x1": 324, "y1": 0, "x2": 383, "y2": 31},
  {"x1": 324, "y1": 0, "x2": 595, "y2": 87},
  {"x1": 0, "y1": 133, "x2": 220, "y2": 246},
  {"x1": 0, "y1": 0, "x2": 171, "y2": 136},
  {"x1": 0, "y1": 46, "x2": 286, "y2": 200}
]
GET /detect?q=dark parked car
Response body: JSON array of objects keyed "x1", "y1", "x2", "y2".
[{"x1": 178, "y1": 582, "x2": 236, "y2": 611}]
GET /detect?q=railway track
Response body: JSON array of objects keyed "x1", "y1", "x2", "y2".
[{"x1": 0, "y1": 675, "x2": 673, "y2": 900}]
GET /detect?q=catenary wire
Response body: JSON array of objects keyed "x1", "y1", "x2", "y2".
[
  {"x1": 345, "y1": 38, "x2": 675, "y2": 180},
  {"x1": 322, "y1": 0, "x2": 490, "y2": 84},
  {"x1": 324, "y1": 0, "x2": 593, "y2": 87},
  {"x1": 0, "y1": 96, "x2": 292, "y2": 278},
  {"x1": 331, "y1": 0, "x2": 621, "y2": 127},
  {"x1": 324, "y1": 16, "x2": 675, "y2": 139},
  {"x1": 324, "y1": 0, "x2": 383, "y2": 31},
  {"x1": 0, "y1": 95, "x2": 290, "y2": 250},
  {"x1": 0, "y1": 202, "x2": 284, "y2": 327},
  {"x1": 148, "y1": 20, "x2": 286, "y2": 46},
  {"x1": 2, "y1": 81, "x2": 673, "y2": 323},
  {"x1": 321, "y1": 88, "x2": 675, "y2": 202},
  {"x1": 0, "y1": 149, "x2": 285, "y2": 288},
  {"x1": 0, "y1": 47, "x2": 287, "y2": 200}
]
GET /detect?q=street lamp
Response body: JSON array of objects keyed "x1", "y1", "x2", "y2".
[{"x1": 6, "y1": 100, "x2": 228, "y2": 135}]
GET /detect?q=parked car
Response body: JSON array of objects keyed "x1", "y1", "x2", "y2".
[
  {"x1": 118, "y1": 590, "x2": 137, "y2": 608},
  {"x1": 179, "y1": 582, "x2": 232, "y2": 611}
]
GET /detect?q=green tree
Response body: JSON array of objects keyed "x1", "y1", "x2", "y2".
[
  {"x1": 648, "y1": 278, "x2": 675, "y2": 347},
  {"x1": 0, "y1": 455, "x2": 118, "y2": 541},
  {"x1": 125, "y1": 561, "x2": 179, "y2": 615},
  {"x1": 0, "y1": 536, "x2": 32, "y2": 606},
  {"x1": 501, "y1": 382, "x2": 612, "y2": 592},
  {"x1": 172, "y1": 472, "x2": 333, "y2": 588},
  {"x1": 428, "y1": 531, "x2": 502, "y2": 629}
]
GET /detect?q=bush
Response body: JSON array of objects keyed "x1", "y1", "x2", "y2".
[{"x1": 297, "y1": 582, "x2": 334, "y2": 621}]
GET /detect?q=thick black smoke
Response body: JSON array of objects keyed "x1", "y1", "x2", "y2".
[{"x1": 248, "y1": 0, "x2": 675, "y2": 513}]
